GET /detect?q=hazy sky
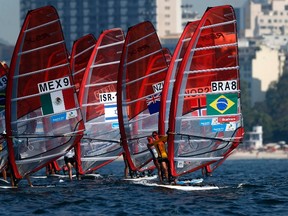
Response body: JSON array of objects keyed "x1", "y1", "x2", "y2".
[
  {"x1": 0, "y1": 0, "x2": 246, "y2": 46},
  {"x1": 183, "y1": 0, "x2": 247, "y2": 15},
  {"x1": 0, "y1": 0, "x2": 20, "y2": 45}
]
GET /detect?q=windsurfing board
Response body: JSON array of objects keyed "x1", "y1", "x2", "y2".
[
  {"x1": 31, "y1": 174, "x2": 76, "y2": 179},
  {"x1": 134, "y1": 179, "x2": 218, "y2": 191},
  {"x1": 153, "y1": 183, "x2": 219, "y2": 191},
  {"x1": 0, "y1": 185, "x2": 15, "y2": 189},
  {"x1": 0, "y1": 178, "x2": 14, "y2": 189},
  {"x1": 175, "y1": 178, "x2": 204, "y2": 185},
  {"x1": 123, "y1": 175, "x2": 157, "y2": 181},
  {"x1": 81, "y1": 173, "x2": 102, "y2": 179}
]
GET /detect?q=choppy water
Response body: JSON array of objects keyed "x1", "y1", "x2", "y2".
[{"x1": 1, "y1": 159, "x2": 288, "y2": 216}]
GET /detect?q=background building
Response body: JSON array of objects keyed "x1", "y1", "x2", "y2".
[
  {"x1": 156, "y1": 0, "x2": 182, "y2": 37},
  {"x1": 20, "y1": 0, "x2": 157, "y2": 50}
]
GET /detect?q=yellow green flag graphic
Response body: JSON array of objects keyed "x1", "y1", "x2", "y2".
[{"x1": 206, "y1": 93, "x2": 238, "y2": 115}]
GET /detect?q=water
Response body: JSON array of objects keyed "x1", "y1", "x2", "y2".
[{"x1": 1, "y1": 159, "x2": 288, "y2": 216}]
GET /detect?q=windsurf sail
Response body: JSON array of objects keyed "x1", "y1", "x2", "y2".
[
  {"x1": 159, "y1": 21, "x2": 200, "y2": 137},
  {"x1": 117, "y1": 21, "x2": 168, "y2": 171},
  {"x1": 167, "y1": 5, "x2": 244, "y2": 177},
  {"x1": 5, "y1": 6, "x2": 84, "y2": 181},
  {"x1": 70, "y1": 33, "x2": 97, "y2": 93},
  {"x1": 45, "y1": 33, "x2": 98, "y2": 174},
  {"x1": 0, "y1": 61, "x2": 8, "y2": 172},
  {"x1": 76, "y1": 28, "x2": 125, "y2": 174}
]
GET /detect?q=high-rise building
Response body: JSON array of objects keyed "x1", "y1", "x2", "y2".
[
  {"x1": 20, "y1": 0, "x2": 157, "y2": 50},
  {"x1": 156, "y1": 0, "x2": 182, "y2": 36},
  {"x1": 245, "y1": 0, "x2": 288, "y2": 39}
]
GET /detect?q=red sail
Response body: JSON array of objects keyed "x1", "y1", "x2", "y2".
[
  {"x1": 168, "y1": 5, "x2": 244, "y2": 177},
  {"x1": 76, "y1": 29, "x2": 125, "y2": 174},
  {"x1": 117, "y1": 21, "x2": 168, "y2": 171},
  {"x1": 5, "y1": 6, "x2": 84, "y2": 181},
  {"x1": 70, "y1": 33, "x2": 97, "y2": 93},
  {"x1": 159, "y1": 21, "x2": 200, "y2": 137}
]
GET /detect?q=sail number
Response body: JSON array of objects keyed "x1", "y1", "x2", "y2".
[
  {"x1": 211, "y1": 80, "x2": 237, "y2": 92},
  {"x1": 185, "y1": 86, "x2": 211, "y2": 98},
  {"x1": 152, "y1": 81, "x2": 164, "y2": 93},
  {"x1": 99, "y1": 92, "x2": 117, "y2": 103},
  {"x1": 0, "y1": 75, "x2": 7, "y2": 89},
  {"x1": 38, "y1": 76, "x2": 71, "y2": 93}
]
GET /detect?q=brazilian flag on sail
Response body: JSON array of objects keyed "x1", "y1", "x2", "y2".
[{"x1": 206, "y1": 93, "x2": 238, "y2": 115}]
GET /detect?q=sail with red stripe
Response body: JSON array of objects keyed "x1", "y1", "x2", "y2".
[
  {"x1": 167, "y1": 5, "x2": 244, "y2": 177},
  {"x1": 117, "y1": 21, "x2": 168, "y2": 171},
  {"x1": 76, "y1": 29, "x2": 124, "y2": 174},
  {"x1": 70, "y1": 34, "x2": 97, "y2": 93},
  {"x1": 48, "y1": 34, "x2": 97, "y2": 173},
  {"x1": 159, "y1": 20, "x2": 200, "y2": 137},
  {"x1": 5, "y1": 6, "x2": 84, "y2": 182}
]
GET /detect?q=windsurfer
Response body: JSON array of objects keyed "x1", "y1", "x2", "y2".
[
  {"x1": 122, "y1": 151, "x2": 129, "y2": 178},
  {"x1": 46, "y1": 162, "x2": 57, "y2": 176},
  {"x1": 1, "y1": 168, "x2": 7, "y2": 180},
  {"x1": 26, "y1": 175, "x2": 33, "y2": 187},
  {"x1": 202, "y1": 165, "x2": 212, "y2": 177},
  {"x1": 147, "y1": 136, "x2": 162, "y2": 181},
  {"x1": 152, "y1": 131, "x2": 169, "y2": 183},
  {"x1": 64, "y1": 150, "x2": 78, "y2": 180}
]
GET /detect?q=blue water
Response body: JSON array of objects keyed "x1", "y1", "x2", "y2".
[{"x1": 1, "y1": 159, "x2": 288, "y2": 216}]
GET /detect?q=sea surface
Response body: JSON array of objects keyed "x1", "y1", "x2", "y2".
[{"x1": 1, "y1": 159, "x2": 288, "y2": 216}]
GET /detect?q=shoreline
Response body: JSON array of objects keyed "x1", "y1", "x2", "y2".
[{"x1": 228, "y1": 150, "x2": 288, "y2": 160}]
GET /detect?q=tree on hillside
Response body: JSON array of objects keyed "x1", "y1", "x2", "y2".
[
  {"x1": 265, "y1": 71, "x2": 288, "y2": 142},
  {"x1": 241, "y1": 80, "x2": 274, "y2": 143}
]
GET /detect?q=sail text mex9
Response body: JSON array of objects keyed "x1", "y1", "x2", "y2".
[
  {"x1": 167, "y1": 5, "x2": 244, "y2": 177},
  {"x1": 5, "y1": 6, "x2": 84, "y2": 181}
]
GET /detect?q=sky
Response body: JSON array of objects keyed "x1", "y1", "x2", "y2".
[
  {"x1": 183, "y1": 0, "x2": 247, "y2": 14},
  {"x1": 0, "y1": 0, "x2": 20, "y2": 45},
  {"x1": 0, "y1": 0, "x2": 247, "y2": 46}
]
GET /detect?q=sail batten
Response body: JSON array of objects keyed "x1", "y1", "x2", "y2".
[
  {"x1": 18, "y1": 41, "x2": 65, "y2": 55},
  {"x1": 200, "y1": 20, "x2": 236, "y2": 29},
  {"x1": 13, "y1": 63, "x2": 69, "y2": 78},
  {"x1": 174, "y1": 157, "x2": 223, "y2": 161},
  {"x1": 90, "y1": 60, "x2": 120, "y2": 68},
  {"x1": 125, "y1": 49, "x2": 163, "y2": 66},
  {"x1": 127, "y1": 31, "x2": 156, "y2": 46},
  {"x1": 98, "y1": 40, "x2": 124, "y2": 49},
  {"x1": 81, "y1": 156, "x2": 119, "y2": 162},
  {"x1": 85, "y1": 80, "x2": 117, "y2": 87},
  {"x1": 74, "y1": 45, "x2": 96, "y2": 58},
  {"x1": 25, "y1": 19, "x2": 59, "y2": 32},
  {"x1": 191, "y1": 42, "x2": 238, "y2": 51},
  {"x1": 185, "y1": 66, "x2": 240, "y2": 74}
]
